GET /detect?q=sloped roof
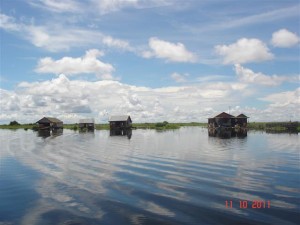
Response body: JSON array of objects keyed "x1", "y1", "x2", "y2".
[
  {"x1": 214, "y1": 112, "x2": 235, "y2": 118},
  {"x1": 36, "y1": 117, "x2": 63, "y2": 123},
  {"x1": 236, "y1": 114, "x2": 249, "y2": 118},
  {"x1": 79, "y1": 118, "x2": 95, "y2": 124},
  {"x1": 109, "y1": 115, "x2": 131, "y2": 122}
]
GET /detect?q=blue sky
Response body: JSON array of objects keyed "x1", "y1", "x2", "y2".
[{"x1": 0, "y1": 0, "x2": 299, "y2": 123}]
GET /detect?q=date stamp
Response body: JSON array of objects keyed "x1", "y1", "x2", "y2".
[{"x1": 225, "y1": 200, "x2": 271, "y2": 209}]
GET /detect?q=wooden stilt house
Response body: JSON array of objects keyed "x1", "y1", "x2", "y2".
[
  {"x1": 79, "y1": 118, "x2": 95, "y2": 130},
  {"x1": 208, "y1": 112, "x2": 250, "y2": 128},
  {"x1": 235, "y1": 114, "x2": 249, "y2": 128},
  {"x1": 208, "y1": 112, "x2": 235, "y2": 128},
  {"x1": 109, "y1": 115, "x2": 132, "y2": 130},
  {"x1": 36, "y1": 117, "x2": 63, "y2": 129}
]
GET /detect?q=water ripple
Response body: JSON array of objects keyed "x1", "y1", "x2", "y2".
[{"x1": 0, "y1": 128, "x2": 299, "y2": 225}]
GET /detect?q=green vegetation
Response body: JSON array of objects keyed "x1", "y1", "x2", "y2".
[
  {"x1": 63, "y1": 124, "x2": 78, "y2": 130},
  {"x1": 0, "y1": 122, "x2": 206, "y2": 130},
  {"x1": 133, "y1": 122, "x2": 206, "y2": 130},
  {"x1": 9, "y1": 120, "x2": 20, "y2": 126},
  {"x1": 0, "y1": 121, "x2": 298, "y2": 133},
  {"x1": 95, "y1": 124, "x2": 110, "y2": 130},
  {"x1": 247, "y1": 122, "x2": 266, "y2": 130},
  {"x1": 248, "y1": 122, "x2": 299, "y2": 133},
  {"x1": 0, "y1": 123, "x2": 34, "y2": 130}
]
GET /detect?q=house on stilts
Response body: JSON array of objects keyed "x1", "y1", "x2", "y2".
[
  {"x1": 108, "y1": 115, "x2": 132, "y2": 137},
  {"x1": 208, "y1": 112, "x2": 249, "y2": 138},
  {"x1": 109, "y1": 115, "x2": 132, "y2": 130},
  {"x1": 36, "y1": 117, "x2": 63, "y2": 130},
  {"x1": 79, "y1": 118, "x2": 95, "y2": 131}
]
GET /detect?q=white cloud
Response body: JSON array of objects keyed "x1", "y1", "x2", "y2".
[
  {"x1": 234, "y1": 64, "x2": 299, "y2": 86},
  {"x1": 1, "y1": 75, "x2": 298, "y2": 124},
  {"x1": 0, "y1": 14, "x2": 20, "y2": 31},
  {"x1": 28, "y1": 0, "x2": 81, "y2": 13},
  {"x1": 271, "y1": 29, "x2": 300, "y2": 48},
  {"x1": 93, "y1": 0, "x2": 138, "y2": 14},
  {"x1": 102, "y1": 36, "x2": 131, "y2": 50},
  {"x1": 26, "y1": 26, "x2": 131, "y2": 52},
  {"x1": 0, "y1": 13, "x2": 131, "y2": 52},
  {"x1": 27, "y1": 0, "x2": 174, "y2": 15},
  {"x1": 196, "y1": 75, "x2": 229, "y2": 83},
  {"x1": 0, "y1": 75, "x2": 249, "y2": 124},
  {"x1": 143, "y1": 37, "x2": 197, "y2": 63},
  {"x1": 35, "y1": 49, "x2": 115, "y2": 79},
  {"x1": 91, "y1": 0, "x2": 175, "y2": 14},
  {"x1": 260, "y1": 88, "x2": 300, "y2": 107},
  {"x1": 215, "y1": 38, "x2": 273, "y2": 64},
  {"x1": 170, "y1": 72, "x2": 188, "y2": 83},
  {"x1": 258, "y1": 88, "x2": 300, "y2": 121},
  {"x1": 195, "y1": 6, "x2": 299, "y2": 33}
]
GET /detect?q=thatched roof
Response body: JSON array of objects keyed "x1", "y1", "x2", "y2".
[
  {"x1": 79, "y1": 118, "x2": 95, "y2": 124},
  {"x1": 109, "y1": 115, "x2": 131, "y2": 122},
  {"x1": 36, "y1": 117, "x2": 63, "y2": 124},
  {"x1": 214, "y1": 112, "x2": 235, "y2": 118},
  {"x1": 236, "y1": 114, "x2": 249, "y2": 118}
]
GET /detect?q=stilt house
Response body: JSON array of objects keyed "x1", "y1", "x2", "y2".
[
  {"x1": 79, "y1": 118, "x2": 95, "y2": 130},
  {"x1": 109, "y1": 115, "x2": 132, "y2": 130},
  {"x1": 235, "y1": 114, "x2": 249, "y2": 128},
  {"x1": 208, "y1": 112, "x2": 249, "y2": 129},
  {"x1": 36, "y1": 117, "x2": 63, "y2": 129},
  {"x1": 208, "y1": 112, "x2": 235, "y2": 128}
]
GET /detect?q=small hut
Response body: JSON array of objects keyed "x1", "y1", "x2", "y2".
[
  {"x1": 208, "y1": 112, "x2": 235, "y2": 128},
  {"x1": 109, "y1": 115, "x2": 132, "y2": 130},
  {"x1": 36, "y1": 117, "x2": 63, "y2": 129},
  {"x1": 235, "y1": 114, "x2": 249, "y2": 128},
  {"x1": 79, "y1": 118, "x2": 95, "y2": 130}
]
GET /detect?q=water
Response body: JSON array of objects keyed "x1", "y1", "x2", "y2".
[{"x1": 0, "y1": 127, "x2": 299, "y2": 225}]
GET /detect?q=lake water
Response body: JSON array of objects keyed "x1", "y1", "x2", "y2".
[{"x1": 0, "y1": 127, "x2": 299, "y2": 225}]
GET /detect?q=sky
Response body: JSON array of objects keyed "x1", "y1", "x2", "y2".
[{"x1": 0, "y1": 0, "x2": 299, "y2": 124}]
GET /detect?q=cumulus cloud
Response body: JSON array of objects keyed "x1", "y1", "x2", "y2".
[
  {"x1": 260, "y1": 88, "x2": 300, "y2": 107},
  {"x1": 271, "y1": 29, "x2": 300, "y2": 48},
  {"x1": 1, "y1": 75, "x2": 298, "y2": 123},
  {"x1": 170, "y1": 72, "x2": 188, "y2": 83},
  {"x1": 35, "y1": 49, "x2": 115, "y2": 79},
  {"x1": 143, "y1": 37, "x2": 197, "y2": 63},
  {"x1": 0, "y1": 74, "x2": 251, "y2": 124},
  {"x1": 234, "y1": 64, "x2": 299, "y2": 86},
  {"x1": 215, "y1": 38, "x2": 273, "y2": 64},
  {"x1": 258, "y1": 88, "x2": 300, "y2": 121}
]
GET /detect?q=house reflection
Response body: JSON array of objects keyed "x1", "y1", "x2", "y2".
[
  {"x1": 110, "y1": 129, "x2": 132, "y2": 139},
  {"x1": 235, "y1": 128, "x2": 248, "y2": 138},
  {"x1": 79, "y1": 128, "x2": 95, "y2": 133},
  {"x1": 37, "y1": 128, "x2": 63, "y2": 138},
  {"x1": 208, "y1": 127, "x2": 247, "y2": 139}
]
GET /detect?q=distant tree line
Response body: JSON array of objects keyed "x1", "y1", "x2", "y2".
[{"x1": 9, "y1": 120, "x2": 20, "y2": 126}]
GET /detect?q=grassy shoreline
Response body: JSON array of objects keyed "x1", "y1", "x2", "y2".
[
  {"x1": 0, "y1": 122, "x2": 206, "y2": 131},
  {"x1": 247, "y1": 122, "x2": 299, "y2": 132},
  {"x1": 0, "y1": 122, "x2": 298, "y2": 132}
]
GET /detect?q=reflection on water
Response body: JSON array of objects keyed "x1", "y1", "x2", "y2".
[
  {"x1": 79, "y1": 129, "x2": 95, "y2": 133},
  {"x1": 0, "y1": 128, "x2": 299, "y2": 225},
  {"x1": 37, "y1": 128, "x2": 63, "y2": 138},
  {"x1": 110, "y1": 129, "x2": 132, "y2": 139},
  {"x1": 208, "y1": 128, "x2": 247, "y2": 138}
]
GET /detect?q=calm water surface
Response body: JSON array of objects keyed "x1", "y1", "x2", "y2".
[{"x1": 0, "y1": 127, "x2": 299, "y2": 225}]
